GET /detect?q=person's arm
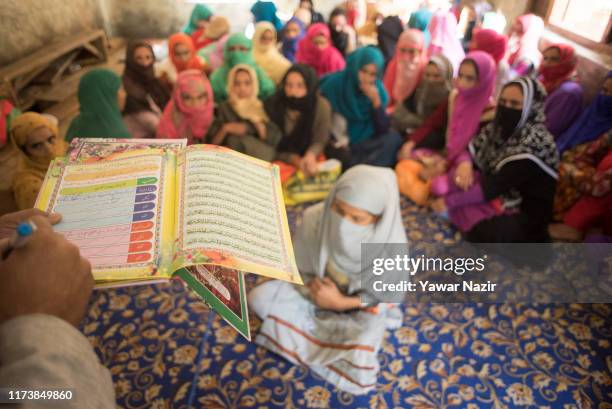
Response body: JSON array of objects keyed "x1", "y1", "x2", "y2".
[
  {"x1": 480, "y1": 159, "x2": 535, "y2": 200},
  {"x1": 0, "y1": 315, "x2": 115, "y2": 409},
  {"x1": 408, "y1": 100, "x2": 448, "y2": 145},
  {"x1": 306, "y1": 97, "x2": 332, "y2": 157},
  {"x1": 545, "y1": 84, "x2": 583, "y2": 138},
  {"x1": 0, "y1": 212, "x2": 114, "y2": 408},
  {"x1": 373, "y1": 105, "x2": 390, "y2": 136}
]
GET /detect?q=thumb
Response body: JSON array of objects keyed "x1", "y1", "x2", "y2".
[{"x1": 0, "y1": 238, "x2": 10, "y2": 258}]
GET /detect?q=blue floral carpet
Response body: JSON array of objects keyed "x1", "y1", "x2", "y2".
[{"x1": 81, "y1": 198, "x2": 612, "y2": 408}]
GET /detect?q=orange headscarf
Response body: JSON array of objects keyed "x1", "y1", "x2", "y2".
[{"x1": 168, "y1": 33, "x2": 204, "y2": 73}]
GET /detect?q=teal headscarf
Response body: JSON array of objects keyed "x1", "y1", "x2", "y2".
[
  {"x1": 408, "y1": 9, "x2": 433, "y2": 47},
  {"x1": 66, "y1": 69, "x2": 131, "y2": 141},
  {"x1": 209, "y1": 33, "x2": 275, "y2": 103},
  {"x1": 320, "y1": 46, "x2": 388, "y2": 144},
  {"x1": 250, "y1": 1, "x2": 283, "y2": 32},
  {"x1": 183, "y1": 4, "x2": 213, "y2": 35}
]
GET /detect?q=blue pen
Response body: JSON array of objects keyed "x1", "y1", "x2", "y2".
[{"x1": 1, "y1": 221, "x2": 37, "y2": 260}]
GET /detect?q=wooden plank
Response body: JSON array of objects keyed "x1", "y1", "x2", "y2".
[
  {"x1": 0, "y1": 30, "x2": 106, "y2": 81},
  {"x1": 50, "y1": 50, "x2": 80, "y2": 84},
  {"x1": 82, "y1": 42, "x2": 103, "y2": 60}
]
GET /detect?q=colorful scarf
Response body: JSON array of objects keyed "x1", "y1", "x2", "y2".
[
  {"x1": 296, "y1": 23, "x2": 346, "y2": 77},
  {"x1": 209, "y1": 33, "x2": 275, "y2": 102},
  {"x1": 320, "y1": 46, "x2": 388, "y2": 144},
  {"x1": 182, "y1": 4, "x2": 213, "y2": 35},
  {"x1": 556, "y1": 71, "x2": 612, "y2": 153},
  {"x1": 408, "y1": 9, "x2": 433, "y2": 47},
  {"x1": 168, "y1": 33, "x2": 204, "y2": 73},
  {"x1": 227, "y1": 64, "x2": 269, "y2": 125},
  {"x1": 539, "y1": 43, "x2": 577, "y2": 94},
  {"x1": 508, "y1": 14, "x2": 544, "y2": 68},
  {"x1": 250, "y1": 1, "x2": 282, "y2": 32},
  {"x1": 281, "y1": 17, "x2": 306, "y2": 62},
  {"x1": 427, "y1": 11, "x2": 465, "y2": 74},
  {"x1": 470, "y1": 28, "x2": 508, "y2": 64},
  {"x1": 157, "y1": 70, "x2": 213, "y2": 144},
  {"x1": 446, "y1": 51, "x2": 496, "y2": 163},
  {"x1": 66, "y1": 69, "x2": 131, "y2": 141},
  {"x1": 470, "y1": 76, "x2": 558, "y2": 179},
  {"x1": 11, "y1": 112, "x2": 67, "y2": 209},
  {"x1": 383, "y1": 29, "x2": 428, "y2": 106},
  {"x1": 253, "y1": 22, "x2": 292, "y2": 84}
]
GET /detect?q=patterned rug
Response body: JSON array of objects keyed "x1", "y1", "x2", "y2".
[{"x1": 81, "y1": 198, "x2": 612, "y2": 408}]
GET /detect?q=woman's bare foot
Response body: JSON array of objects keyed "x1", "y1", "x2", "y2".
[{"x1": 548, "y1": 223, "x2": 583, "y2": 241}]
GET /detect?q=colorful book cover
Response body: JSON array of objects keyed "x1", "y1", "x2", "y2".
[{"x1": 35, "y1": 142, "x2": 300, "y2": 340}]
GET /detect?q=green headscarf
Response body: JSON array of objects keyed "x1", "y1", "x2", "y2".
[
  {"x1": 183, "y1": 4, "x2": 213, "y2": 35},
  {"x1": 66, "y1": 69, "x2": 131, "y2": 142},
  {"x1": 209, "y1": 33, "x2": 275, "y2": 103}
]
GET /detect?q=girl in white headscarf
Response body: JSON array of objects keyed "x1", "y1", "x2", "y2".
[{"x1": 248, "y1": 165, "x2": 408, "y2": 395}]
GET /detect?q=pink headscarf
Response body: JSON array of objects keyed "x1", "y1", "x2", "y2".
[
  {"x1": 296, "y1": 23, "x2": 346, "y2": 76},
  {"x1": 157, "y1": 70, "x2": 214, "y2": 144},
  {"x1": 470, "y1": 28, "x2": 508, "y2": 65},
  {"x1": 508, "y1": 14, "x2": 544, "y2": 67},
  {"x1": 427, "y1": 11, "x2": 465, "y2": 74},
  {"x1": 383, "y1": 29, "x2": 428, "y2": 106},
  {"x1": 446, "y1": 51, "x2": 496, "y2": 163}
]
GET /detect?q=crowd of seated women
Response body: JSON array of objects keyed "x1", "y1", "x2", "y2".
[{"x1": 0, "y1": 0, "x2": 610, "y2": 397}]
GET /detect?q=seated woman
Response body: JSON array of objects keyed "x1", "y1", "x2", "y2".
[
  {"x1": 182, "y1": 4, "x2": 213, "y2": 36},
  {"x1": 156, "y1": 33, "x2": 206, "y2": 88},
  {"x1": 549, "y1": 132, "x2": 611, "y2": 241},
  {"x1": 393, "y1": 54, "x2": 453, "y2": 149},
  {"x1": 250, "y1": 1, "x2": 282, "y2": 32},
  {"x1": 376, "y1": 15, "x2": 404, "y2": 65},
  {"x1": 252, "y1": 22, "x2": 292, "y2": 85},
  {"x1": 383, "y1": 29, "x2": 428, "y2": 109},
  {"x1": 299, "y1": 0, "x2": 324, "y2": 24},
  {"x1": 396, "y1": 52, "x2": 496, "y2": 203},
  {"x1": 280, "y1": 17, "x2": 306, "y2": 63},
  {"x1": 156, "y1": 70, "x2": 213, "y2": 145},
  {"x1": 408, "y1": 9, "x2": 433, "y2": 47},
  {"x1": 186, "y1": 5, "x2": 214, "y2": 50},
  {"x1": 556, "y1": 71, "x2": 612, "y2": 154},
  {"x1": 328, "y1": 8, "x2": 357, "y2": 58},
  {"x1": 539, "y1": 44, "x2": 583, "y2": 139},
  {"x1": 436, "y1": 77, "x2": 559, "y2": 242},
  {"x1": 249, "y1": 165, "x2": 407, "y2": 396},
  {"x1": 296, "y1": 23, "x2": 346, "y2": 77},
  {"x1": 265, "y1": 64, "x2": 331, "y2": 176},
  {"x1": 469, "y1": 28, "x2": 509, "y2": 98},
  {"x1": 427, "y1": 11, "x2": 465, "y2": 74},
  {"x1": 209, "y1": 33, "x2": 275, "y2": 103},
  {"x1": 196, "y1": 16, "x2": 231, "y2": 72},
  {"x1": 320, "y1": 46, "x2": 403, "y2": 168},
  {"x1": 122, "y1": 42, "x2": 171, "y2": 139},
  {"x1": 208, "y1": 64, "x2": 281, "y2": 161},
  {"x1": 66, "y1": 69, "x2": 130, "y2": 141},
  {"x1": 507, "y1": 14, "x2": 544, "y2": 77},
  {"x1": 11, "y1": 112, "x2": 67, "y2": 210}
]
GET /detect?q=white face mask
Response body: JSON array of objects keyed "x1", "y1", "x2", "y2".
[{"x1": 327, "y1": 210, "x2": 375, "y2": 273}]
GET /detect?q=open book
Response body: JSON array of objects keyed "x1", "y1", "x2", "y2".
[{"x1": 35, "y1": 139, "x2": 302, "y2": 339}]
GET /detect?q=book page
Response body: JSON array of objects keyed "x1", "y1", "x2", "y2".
[
  {"x1": 174, "y1": 145, "x2": 301, "y2": 284},
  {"x1": 35, "y1": 152, "x2": 177, "y2": 283},
  {"x1": 68, "y1": 138, "x2": 187, "y2": 164},
  {"x1": 177, "y1": 266, "x2": 250, "y2": 340}
]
